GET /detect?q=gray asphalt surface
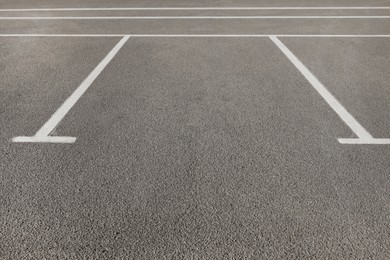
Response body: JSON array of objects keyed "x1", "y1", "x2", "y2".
[{"x1": 1, "y1": 1, "x2": 390, "y2": 259}]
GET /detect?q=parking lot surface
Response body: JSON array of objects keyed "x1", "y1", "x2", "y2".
[{"x1": 1, "y1": 1, "x2": 390, "y2": 259}]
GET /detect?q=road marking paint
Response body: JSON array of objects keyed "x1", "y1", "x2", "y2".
[
  {"x1": 1, "y1": 7, "x2": 390, "y2": 11},
  {"x1": 270, "y1": 36, "x2": 390, "y2": 144},
  {"x1": 1, "y1": 34, "x2": 390, "y2": 38},
  {"x1": 0, "y1": 34, "x2": 127, "y2": 37},
  {"x1": 1, "y1": 16, "x2": 390, "y2": 19},
  {"x1": 338, "y1": 138, "x2": 390, "y2": 144},
  {"x1": 13, "y1": 35, "x2": 130, "y2": 144},
  {"x1": 9, "y1": 34, "x2": 390, "y2": 144},
  {"x1": 12, "y1": 136, "x2": 77, "y2": 143}
]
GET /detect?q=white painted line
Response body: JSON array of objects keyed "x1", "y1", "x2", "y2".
[
  {"x1": 13, "y1": 35, "x2": 130, "y2": 144},
  {"x1": 1, "y1": 7, "x2": 390, "y2": 11},
  {"x1": 270, "y1": 36, "x2": 390, "y2": 145},
  {"x1": 338, "y1": 138, "x2": 390, "y2": 144},
  {"x1": 2, "y1": 16, "x2": 390, "y2": 20},
  {"x1": 1, "y1": 34, "x2": 390, "y2": 38},
  {"x1": 12, "y1": 136, "x2": 77, "y2": 143},
  {"x1": 0, "y1": 34, "x2": 127, "y2": 37},
  {"x1": 124, "y1": 34, "x2": 390, "y2": 38}
]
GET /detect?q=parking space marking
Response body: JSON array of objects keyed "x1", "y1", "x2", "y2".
[
  {"x1": 7, "y1": 34, "x2": 390, "y2": 144},
  {"x1": 270, "y1": 36, "x2": 390, "y2": 144},
  {"x1": 1, "y1": 34, "x2": 390, "y2": 38},
  {"x1": 12, "y1": 35, "x2": 130, "y2": 143},
  {"x1": 1, "y1": 16, "x2": 390, "y2": 20},
  {"x1": 1, "y1": 7, "x2": 390, "y2": 11}
]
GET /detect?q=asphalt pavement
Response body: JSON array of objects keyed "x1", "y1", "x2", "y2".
[{"x1": 1, "y1": 1, "x2": 390, "y2": 259}]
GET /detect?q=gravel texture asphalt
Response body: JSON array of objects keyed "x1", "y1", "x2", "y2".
[{"x1": 1, "y1": 1, "x2": 390, "y2": 259}]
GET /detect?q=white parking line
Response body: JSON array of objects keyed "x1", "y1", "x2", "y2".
[
  {"x1": 1, "y1": 16, "x2": 390, "y2": 20},
  {"x1": 270, "y1": 36, "x2": 390, "y2": 144},
  {"x1": 9, "y1": 34, "x2": 390, "y2": 144},
  {"x1": 0, "y1": 7, "x2": 390, "y2": 11},
  {"x1": 0, "y1": 34, "x2": 390, "y2": 38},
  {"x1": 12, "y1": 35, "x2": 130, "y2": 143}
]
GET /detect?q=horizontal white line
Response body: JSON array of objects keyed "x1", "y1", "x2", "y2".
[
  {"x1": 338, "y1": 138, "x2": 390, "y2": 144},
  {"x1": 12, "y1": 136, "x2": 77, "y2": 143},
  {"x1": 1, "y1": 34, "x2": 390, "y2": 38},
  {"x1": 1, "y1": 7, "x2": 390, "y2": 11},
  {"x1": 1, "y1": 16, "x2": 390, "y2": 20},
  {"x1": 0, "y1": 34, "x2": 127, "y2": 37}
]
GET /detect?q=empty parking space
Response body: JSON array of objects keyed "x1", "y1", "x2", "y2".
[
  {"x1": 58, "y1": 37, "x2": 353, "y2": 146},
  {"x1": 1, "y1": 1, "x2": 390, "y2": 259}
]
